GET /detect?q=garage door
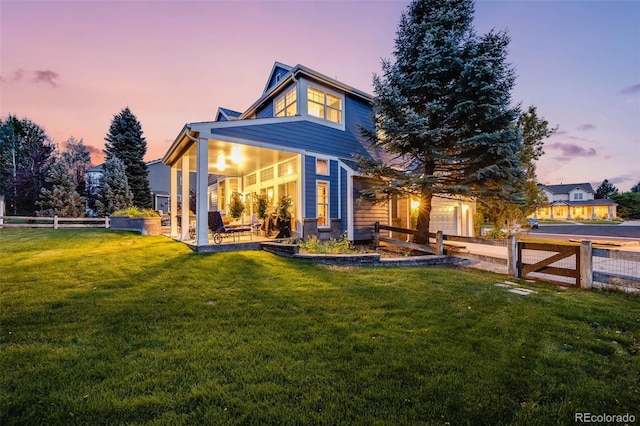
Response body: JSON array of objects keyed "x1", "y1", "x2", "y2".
[{"x1": 429, "y1": 205, "x2": 457, "y2": 234}]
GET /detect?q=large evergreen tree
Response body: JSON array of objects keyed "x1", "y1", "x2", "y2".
[
  {"x1": 359, "y1": 0, "x2": 523, "y2": 243},
  {"x1": 95, "y1": 156, "x2": 133, "y2": 216},
  {"x1": 37, "y1": 161, "x2": 85, "y2": 217},
  {"x1": 104, "y1": 107, "x2": 151, "y2": 208},
  {"x1": 0, "y1": 115, "x2": 55, "y2": 215}
]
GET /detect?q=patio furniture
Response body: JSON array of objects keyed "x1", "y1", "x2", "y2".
[{"x1": 208, "y1": 211, "x2": 251, "y2": 244}]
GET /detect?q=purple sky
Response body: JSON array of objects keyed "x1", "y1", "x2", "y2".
[{"x1": 1, "y1": 0, "x2": 638, "y2": 191}]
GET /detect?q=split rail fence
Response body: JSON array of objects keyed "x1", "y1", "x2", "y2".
[
  {"x1": 373, "y1": 222, "x2": 640, "y2": 292},
  {"x1": 0, "y1": 216, "x2": 110, "y2": 229}
]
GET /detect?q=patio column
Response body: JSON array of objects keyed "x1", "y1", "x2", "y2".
[
  {"x1": 550, "y1": 206, "x2": 554, "y2": 219},
  {"x1": 567, "y1": 206, "x2": 571, "y2": 219},
  {"x1": 590, "y1": 206, "x2": 596, "y2": 220},
  {"x1": 195, "y1": 138, "x2": 209, "y2": 246},
  {"x1": 170, "y1": 164, "x2": 178, "y2": 238},
  {"x1": 181, "y1": 154, "x2": 190, "y2": 240},
  {"x1": 608, "y1": 205, "x2": 613, "y2": 220}
]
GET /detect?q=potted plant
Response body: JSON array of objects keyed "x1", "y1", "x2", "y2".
[
  {"x1": 229, "y1": 192, "x2": 245, "y2": 222},
  {"x1": 255, "y1": 193, "x2": 269, "y2": 236},
  {"x1": 275, "y1": 195, "x2": 292, "y2": 238}
]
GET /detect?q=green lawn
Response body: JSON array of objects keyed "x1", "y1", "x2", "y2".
[{"x1": 1, "y1": 229, "x2": 639, "y2": 425}]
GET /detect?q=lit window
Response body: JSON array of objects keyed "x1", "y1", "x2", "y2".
[
  {"x1": 316, "y1": 159, "x2": 329, "y2": 175},
  {"x1": 307, "y1": 87, "x2": 342, "y2": 124},
  {"x1": 275, "y1": 87, "x2": 297, "y2": 117},
  {"x1": 317, "y1": 181, "x2": 329, "y2": 227}
]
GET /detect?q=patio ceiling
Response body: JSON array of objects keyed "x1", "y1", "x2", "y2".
[{"x1": 182, "y1": 139, "x2": 297, "y2": 176}]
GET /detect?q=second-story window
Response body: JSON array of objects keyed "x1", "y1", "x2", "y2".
[
  {"x1": 574, "y1": 193, "x2": 583, "y2": 200},
  {"x1": 275, "y1": 87, "x2": 297, "y2": 117},
  {"x1": 308, "y1": 87, "x2": 342, "y2": 124}
]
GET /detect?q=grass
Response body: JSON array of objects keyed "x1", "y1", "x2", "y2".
[{"x1": 1, "y1": 229, "x2": 639, "y2": 425}]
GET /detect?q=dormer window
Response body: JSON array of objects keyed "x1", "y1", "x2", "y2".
[
  {"x1": 574, "y1": 193, "x2": 583, "y2": 200},
  {"x1": 308, "y1": 87, "x2": 342, "y2": 124},
  {"x1": 275, "y1": 87, "x2": 297, "y2": 117}
]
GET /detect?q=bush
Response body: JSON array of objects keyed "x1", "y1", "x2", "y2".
[
  {"x1": 298, "y1": 232, "x2": 361, "y2": 254},
  {"x1": 112, "y1": 207, "x2": 160, "y2": 218},
  {"x1": 484, "y1": 228, "x2": 506, "y2": 239}
]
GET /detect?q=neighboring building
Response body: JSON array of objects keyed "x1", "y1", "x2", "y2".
[
  {"x1": 533, "y1": 183, "x2": 617, "y2": 220},
  {"x1": 162, "y1": 61, "x2": 475, "y2": 246}
]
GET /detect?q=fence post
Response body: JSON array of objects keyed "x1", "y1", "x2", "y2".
[
  {"x1": 0, "y1": 194, "x2": 4, "y2": 228},
  {"x1": 435, "y1": 230, "x2": 444, "y2": 255},
  {"x1": 53, "y1": 215, "x2": 59, "y2": 229},
  {"x1": 105, "y1": 216, "x2": 110, "y2": 229},
  {"x1": 580, "y1": 240, "x2": 593, "y2": 289},
  {"x1": 373, "y1": 222, "x2": 379, "y2": 247},
  {"x1": 507, "y1": 235, "x2": 517, "y2": 277}
]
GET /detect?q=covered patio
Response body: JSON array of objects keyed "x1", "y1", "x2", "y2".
[{"x1": 163, "y1": 125, "x2": 303, "y2": 249}]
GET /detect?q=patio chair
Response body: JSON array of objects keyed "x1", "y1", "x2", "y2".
[{"x1": 208, "y1": 211, "x2": 251, "y2": 244}]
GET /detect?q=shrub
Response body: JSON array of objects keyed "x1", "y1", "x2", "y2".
[
  {"x1": 484, "y1": 228, "x2": 506, "y2": 239},
  {"x1": 298, "y1": 232, "x2": 361, "y2": 254},
  {"x1": 112, "y1": 207, "x2": 160, "y2": 218}
]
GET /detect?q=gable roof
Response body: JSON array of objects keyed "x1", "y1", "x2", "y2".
[
  {"x1": 543, "y1": 183, "x2": 595, "y2": 194},
  {"x1": 215, "y1": 107, "x2": 242, "y2": 122},
  {"x1": 241, "y1": 62, "x2": 372, "y2": 120},
  {"x1": 262, "y1": 62, "x2": 292, "y2": 94}
]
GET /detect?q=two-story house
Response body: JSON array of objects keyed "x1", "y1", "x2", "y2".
[
  {"x1": 533, "y1": 183, "x2": 617, "y2": 220},
  {"x1": 162, "y1": 62, "x2": 475, "y2": 247}
]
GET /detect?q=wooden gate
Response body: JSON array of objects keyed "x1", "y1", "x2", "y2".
[{"x1": 517, "y1": 242, "x2": 580, "y2": 286}]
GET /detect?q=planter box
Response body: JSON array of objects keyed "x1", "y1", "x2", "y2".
[{"x1": 110, "y1": 216, "x2": 161, "y2": 235}]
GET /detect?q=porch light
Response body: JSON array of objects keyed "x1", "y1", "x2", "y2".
[
  {"x1": 216, "y1": 153, "x2": 226, "y2": 171},
  {"x1": 410, "y1": 199, "x2": 420, "y2": 210},
  {"x1": 231, "y1": 144, "x2": 242, "y2": 164}
]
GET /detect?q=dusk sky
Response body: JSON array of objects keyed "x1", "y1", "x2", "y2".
[{"x1": 1, "y1": 0, "x2": 638, "y2": 191}]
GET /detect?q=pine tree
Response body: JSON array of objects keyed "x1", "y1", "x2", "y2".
[
  {"x1": 95, "y1": 156, "x2": 133, "y2": 216},
  {"x1": 104, "y1": 107, "x2": 151, "y2": 208},
  {"x1": 37, "y1": 162, "x2": 85, "y2": 217},
  {"x1": 359, "y1": 0, "x2": 523, "y2": 243}
]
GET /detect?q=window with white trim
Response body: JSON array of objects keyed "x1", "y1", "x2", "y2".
[
  {"x1": 316, "y1": 159, "x2": 329, "y2": 175},
  {"x1": 574, "y1": 193, "x2": 583, "y2": 200},
  {"x1": 317, "y1": 181, "x2": 329, "y2": 227},
  {"x1": 308, "y1": 87, "x2": 342, "y2": 124},
  {"x1": 275, "y1": 87, "x2": 297, "y2": 117}
]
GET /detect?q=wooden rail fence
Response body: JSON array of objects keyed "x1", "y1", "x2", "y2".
[
  {"x1": 0, "y1": 216, "x2": 110, "y2": 229},
  {"x1": 373, "y1": 222, "x2": 640, "y2": 291}
]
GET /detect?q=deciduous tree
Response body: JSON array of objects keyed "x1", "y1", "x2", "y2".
[
  {"x1": 477, "y1": 106, "x2": 556, "y2": 229},
  {"x1": 0, "y1": 115, "x2": 55, "y2": 215},
  {"x1": 596, "y1": 179, "x2": 618, "y2": 199}
]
